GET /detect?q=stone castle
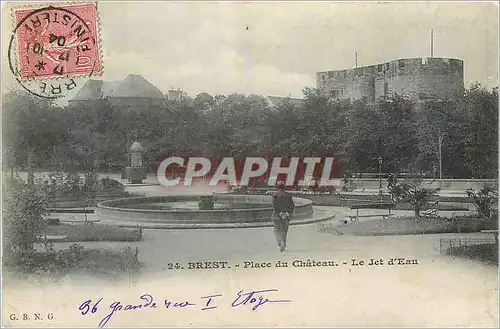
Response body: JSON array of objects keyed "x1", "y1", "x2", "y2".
[{"x1": 317, "y1": 57, "x2": 464, "y2": 103}]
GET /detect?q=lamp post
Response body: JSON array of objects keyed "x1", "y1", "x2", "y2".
[
  {"x1": 438, "y1": 132, "x2": 444, "y2": 180},
  {"x1": 378, "y1": 156, "x2": 383, "y2": 200}
]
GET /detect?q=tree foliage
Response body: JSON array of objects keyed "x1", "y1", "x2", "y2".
[
  {"x1": 345, "y1": 95, "x2": 419, "y2": 173},
  {"x1": 3, "y1": 179, "x2": 51, "y2": 255},
  {"x1": 463, "y1": 85, "x2": 498, "y2": 178},
  {"x1": 2, "y1": 84, "x2": 498, "y2": 179},
  {"x1": 415, "y1": 98, "x2": 468, "y2": 177},
  {"x1": 388, "y1": 180, "x2": 440, "y2": 217},
  {"x1": 466, "y1": 185, "x2": 498, "y2": 220}
]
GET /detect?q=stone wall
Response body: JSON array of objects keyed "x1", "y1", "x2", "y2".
[{"x1": 317, "y1": 57, "x2": 464, "y2": 103}]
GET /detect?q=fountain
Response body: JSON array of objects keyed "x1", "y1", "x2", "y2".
[
  {"x1": 95, "y1": 194, "x2": 315, "y2": 228},
  {"x1": 102, "y1": 144, "x2": 328, "y2": 228}
]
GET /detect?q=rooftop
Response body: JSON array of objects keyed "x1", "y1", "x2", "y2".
[{"x1": 71, "y1": 74, "x2": 164, "y2": 101}]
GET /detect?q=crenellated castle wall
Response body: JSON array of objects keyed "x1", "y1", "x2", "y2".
[{"x1": 317, "y1": 58, "x2": 464, "y2": 102}]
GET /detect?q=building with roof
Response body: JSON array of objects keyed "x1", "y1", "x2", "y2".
[
  {"x1": 317, "y1": 57, "x2": 464, "y2": 103},
  {"x1": 166, "y1": 88, "x2": 188, "y2": 102},
  {"x1": 69, "y1": 74, "x2": 165, "y2": 107}
]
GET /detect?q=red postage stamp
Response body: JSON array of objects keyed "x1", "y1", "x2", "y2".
[{"x1": 12, "y1": 3, "x2": 102, "y2": 80}]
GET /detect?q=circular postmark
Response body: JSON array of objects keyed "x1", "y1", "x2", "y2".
[{"x1": 8, "y1": 4, "x2": 101, "y2": 99}]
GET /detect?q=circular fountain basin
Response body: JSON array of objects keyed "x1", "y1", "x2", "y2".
[{"x1": 96, "y1": 194, "x2": 313, "y2": 226}]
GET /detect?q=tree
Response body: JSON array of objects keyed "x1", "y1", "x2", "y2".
[
  {"x1": 194, "y1": 92, "x2": 214, "y2": 112},
  {"x1": 415, "y1": 98, "x2": 468, "y2": 178},
  {"x1": 345, "y1": 94, "x2": 418, "y2": 174},
  {"x1": 389, "y1": 180, "x2": 440, "y2": 217},
  {"x1": 466, "y1": 185, "x2": 498, "y2": 221},
  {"x1": 268, "y1": 97, "x2": 302, "y2": 156},
  {"x1": 377, "y1": 94, "x2": 419, "y2": 173},
  {"x1": 463, "y1": 84, "x2": 498, "y2": 178},
  {"x1": 3, "y1": 180, "x2": 51, "y2": 256},
  {"x1": 2, "y1": 91, "x2": 65, "y2": 171},
  {"x1": 288, "y1": 88, "x2": 347, "y2": 158},
  {"x1": 345, "y1": 100, "x2": 382, "y2": 172}
]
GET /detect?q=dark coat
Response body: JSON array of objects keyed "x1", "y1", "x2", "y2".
[{"x1": 272, "y1": 189, "x2": 295, "y2": 216}]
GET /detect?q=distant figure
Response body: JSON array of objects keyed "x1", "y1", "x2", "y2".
[
  {"x1": 272, "y1": 180, "x2": 295, "y2": 252},
  {"x1": 387, "y1": 173, "x2": 397, "y2": 190}
]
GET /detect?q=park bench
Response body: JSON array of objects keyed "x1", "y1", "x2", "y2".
[
  {"x1": 38, "y1": 235, "x2": 68, "y2": 248},
  {"x1": 48, "y1": 208, "x2": 94, "y2": 214},
  {"x1": 46, "y1": 208, "x2": 98, "y2": 225},
  {"x1": 44, "y1": 235, "x2": 68, "y2": 242},
  {"x1": 337, "y1": 193, "x2": 374, "y2": 207},
  {"x1": 349, "y1": 202, "x2": 395, "y2": 221},
  {"x1": 45, "y1": 217, "x2": 61, "y2": 225}
]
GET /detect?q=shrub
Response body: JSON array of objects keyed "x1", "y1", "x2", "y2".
[
  {"x1": 84, "y1": 170, "x2": 99, "y2": 193},
  {"x1": 99, "y1": 176, "x2": 126, "y2": 192},
  {"x1": 466, "y1": 185, "x2": 498, "y2": 221},
  {"x1": 3, "y1": 182, "x2": 51, "y2": 257},
  {"x1": 199, "y1": 196, "x2": 215, "y2": 210},
  {"x1": 389, "y1": 180, "x2": 440, "y2": 218},
  {"x1": 7, "y1": 244, "x2": 84, "y2": 279},
  {"x1": 47, "y1": 172, "x2": 126, "y2": 197},
  {"x1": 60, "y1": 172, "x2": 84, "y2": 197},
  {"x1": 446, "y1": 244, "x2": 498, "y2": 266},
  {"x1": 4, "y1": 243, "x2": 141, "y2": 282}
]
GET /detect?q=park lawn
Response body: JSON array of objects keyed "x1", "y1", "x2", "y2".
[
  {"x1": 46, "y1": 223, "x2": 142, "y2": 242},
  {"x1": 334, "y1": 217, "x2": 495, "y2": 236}
]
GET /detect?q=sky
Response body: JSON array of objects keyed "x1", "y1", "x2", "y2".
[{"x1": 2, "y1": 1, "x2": 499, "y2": 101}]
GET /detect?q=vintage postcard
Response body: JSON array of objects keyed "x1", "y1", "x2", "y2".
[{"x1": 1, "y1": 1, "x2": 499, "y2": 327}]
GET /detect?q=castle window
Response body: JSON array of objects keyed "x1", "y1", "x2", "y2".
[
  {"x1": 385, "y1": 63, "x2": 390, "y2": 71},
  {"x1": 384, "y1": 82, "x2": 389, "y2": 95},
  {"x1": 421, "y1": 57, "x2": 428, "y2": 65},
  {"x1": 331, "y1": 90, "x2": 339, "y2": 99},
  {"x1": 377, "y1": 64, "x2": 383, "y2": 72},
  {"x1": 398, "y1": 60, "x2": 405, "y2": 68},
  {"x1": 322, "y1": 74, "x2": 326, "y2": 80},
  {"x1": 328, "y1": 71, "x2": 334, "y2": 78}
]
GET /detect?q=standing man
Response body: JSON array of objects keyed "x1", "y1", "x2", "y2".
[{"x1": 272, "y1": 180, "x2": 295, "y2": 252}]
